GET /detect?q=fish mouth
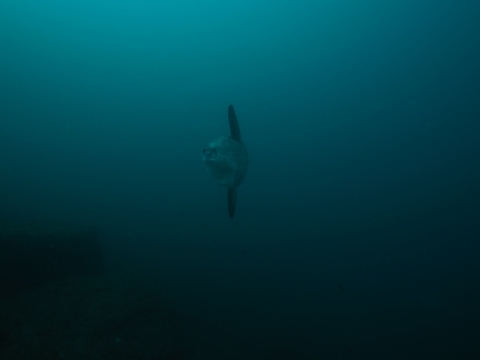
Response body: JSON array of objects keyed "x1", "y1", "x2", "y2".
[
  {"x1": 202, "y1": 147, "x2": 230, "y2": 164},
  {"x1": 203, "y1": 153, "x2": 231, "y2": 168},
  {"x1": 203, "y1": 153, "x2": 235, "y2": 187}
]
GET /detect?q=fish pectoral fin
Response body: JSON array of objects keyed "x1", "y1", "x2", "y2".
[{"x1": 228, "y1": 187, "x2": 237, "y2": 218}]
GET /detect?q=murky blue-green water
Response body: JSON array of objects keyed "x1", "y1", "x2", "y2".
[{"x1": 1, "y1": 1, "x2": 479, "y2": 358}]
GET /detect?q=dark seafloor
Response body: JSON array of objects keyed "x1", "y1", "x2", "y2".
[{"x1": 1, "y1": 1, "x2": 480, "y2": 359}]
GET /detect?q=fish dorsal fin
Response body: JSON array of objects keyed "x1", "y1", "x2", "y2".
[{"x1": 228, "y1": 105, "x2": 241, "y2": 141}]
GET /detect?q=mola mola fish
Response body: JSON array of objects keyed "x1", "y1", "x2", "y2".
[{"x1": 203, "y1": 105, "x2": 248, "y2": 218}]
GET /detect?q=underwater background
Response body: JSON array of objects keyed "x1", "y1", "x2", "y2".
[{"x1": 0, "y1": 0, "x2": 479, "y2": 359}]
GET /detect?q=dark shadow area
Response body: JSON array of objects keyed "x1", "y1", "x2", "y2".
[
  {"x1": 0, "y1": 272, "x2": 184, "y2": 360},
  {"x1": 0, "y1": 222, "x2": 184, "y2": 360},
  {"x1": 0, "y1": 226, "x2": 103, "y2": 297}
]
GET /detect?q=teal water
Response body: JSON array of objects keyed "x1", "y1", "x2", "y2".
[{"x1": 1, "y1": 1, "x2": 479, "y2": 358}]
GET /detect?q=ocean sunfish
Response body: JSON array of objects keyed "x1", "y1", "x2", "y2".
[{"x1": 202, "y1": 105, "x2": 248, "y2": 218}]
